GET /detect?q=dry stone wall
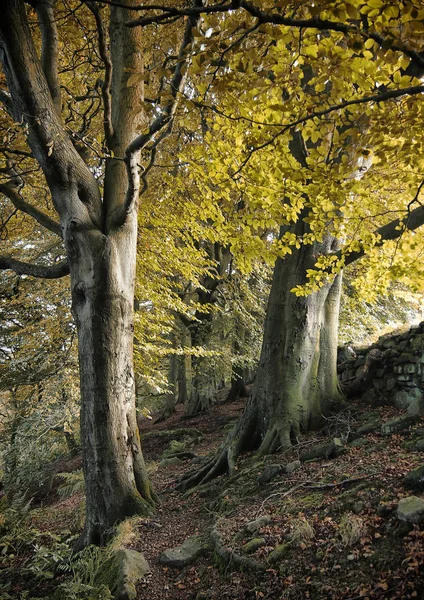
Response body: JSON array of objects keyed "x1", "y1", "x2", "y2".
[{"x1": 338, "y1": 322, "x2": 424, "y2": 415}]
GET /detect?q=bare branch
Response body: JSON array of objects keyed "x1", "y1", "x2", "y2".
[
  {"x1": 35, "y1": 0, "x2": 62, "y2": 115},
  {"x1": 0, "y1": 256, "x2": 69, "y2": 278},
  {"x1": 0, "y1": 183, "x2": 62, "y2": 237},
  {"x1": 85, "y1": 1, "x2": 114, "y2": 146}
]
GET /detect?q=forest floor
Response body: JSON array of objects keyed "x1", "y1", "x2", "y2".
[{"x1": 4, "y1": 394, "x2": 424, "y2": 600}]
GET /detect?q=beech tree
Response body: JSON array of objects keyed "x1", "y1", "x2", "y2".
[
  {"x1": 0, "y1": 0, "x2": 202, "y2": 545},
  {"x1": 167, "y1": 0, "x2": 424, "y2": 487}
]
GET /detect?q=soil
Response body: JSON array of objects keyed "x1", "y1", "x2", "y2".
[{"x1": 8, "y1": 396, "x2": 424, "y2": 599}]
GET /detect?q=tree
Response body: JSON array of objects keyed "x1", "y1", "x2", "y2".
[
  {"x1": 0, "y1": 0, "x2": 200, "y2": 545},
  {"x1": 171, "y1": 0, "x2": 424, "y2": 487}
]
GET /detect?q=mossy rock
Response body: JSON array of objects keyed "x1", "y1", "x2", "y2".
[
  {"x1": 159, "y1": 535, "x2": 207, "y2": 568},
  {"x1": 404, "y1": 465, "x2": 424, "y2": 491},
  {"x1": 268, "y1": 543, "x2": 291, "y2": 564},
  {"x1": 347, "y1": 437, "x2": 369, "y2": 448},
  {"x1": 95, "y1": 549, "x2": 149, "y2": 600},
  {"x1": 381, "y1": 414, "x2": 419, "y2": 436},
  {"x1": 159, "y1": 457, "x2": 182, "y2": 468},
  {"x1": 242, "y1": 538, "x2": 267, "y2": 554},
  {"x1": 356, "y1": 418, "x2": 381, "y2": 435},
  {"x1": 397, "y1": 496, "x2": 424, "y2": 523},
  {"x1": 300, "y1": 441, "x2": 337, "y2": 462}
]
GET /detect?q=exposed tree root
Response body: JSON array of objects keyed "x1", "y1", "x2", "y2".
[{"x1": 211, "y1": 525, "x2": 265, "y2": 572}]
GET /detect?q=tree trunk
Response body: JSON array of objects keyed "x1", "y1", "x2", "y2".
[
  {"x1": 71, "y1": 224, "x2": 156, "y2": 545},
  {"x1": 185, "y1": 318, "x2": 216, "y2": 416},
  {"x1": 225, "y1": 339, "x2": 248, "y2": 402},
  {"x1": 177, "y1": 354, "x2": 188, "y2": 405},
  {"x1": 178, "y1": 231, "x2": 342, "y2": 489},
  {"x1": 157, "y1": 333, "x2": 178, "y2": 422}
]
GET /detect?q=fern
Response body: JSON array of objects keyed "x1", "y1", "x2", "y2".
[{"x1": 57, "y1": 470, "x2": 85, "y2": 499}]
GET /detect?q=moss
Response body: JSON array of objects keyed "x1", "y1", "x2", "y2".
[
  {"x1": 242, "y1": 537, "x2": 267, "y2": 554},
  {"x1": 268, "y1": 543, "x2": 291, "y2": 564}
]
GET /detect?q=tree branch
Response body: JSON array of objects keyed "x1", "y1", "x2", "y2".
[
  {"x1": 0, "y1": 183, "x2": 62, "y2": 237},
  {"x1": 85, "y1": 1, "x2": 114, "y2": 146},
  {"x1": 124, "y1": 1, "x2": 424, "y2": 73},
  {"x1": 0, "y1": 0, "x2": 103, "y2": 229},
  {"x1": 35, "y1": 0, "x2": 62, "y2": 116},
  {"x1": 344, "y1": 199, "x2": 424, "y2": 267},
  {"x1": 0, "y1": 256, "x2": 69, "y2": 278},
  {"x1": 116, "y1": 1, "x2": 200, "y2": 226}
]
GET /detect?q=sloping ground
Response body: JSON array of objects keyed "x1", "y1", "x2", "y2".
[
  {"x1": 3, "y1": 398, "x2": 424, "y2": 600},
  {"x1": 129, "y1": 401, "x2": 424, "y2": 600}
]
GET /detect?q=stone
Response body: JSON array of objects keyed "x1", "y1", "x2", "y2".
[
  {"x1": 257, "y1": 465, "x2": 284, "y2": 485},
  {"x1": 381, "y1": 414, "x2": 419, "y2": 435},
  {"x1": 352, "y1": 501, "x2": 364, "y2": 514},
  {"x1": 159, "y1": 535, "x2": 205, "y2": 568},
  {"x1": 396, "y1": 353, "x2": 417, "y2": 364},
  {"x1": 397, "y1": 496, "x2": 424, "y2": 524},
  {"x1": 357, "y1": 418, "x2": 381, "y2": 435},
  {"x1": 404, "y1": 465, "x2": 424, "y2": 491},
  {"x1": 366, "y1": 443, "x2": 387, "y2": 454},
  {"x1": 242, "y1": 537, "x2": 267, "y2": 554},
  {"x1": 284, "y1": 460, "x2": 301, "y2": 474},
  {"x1": 300, "y1": 441, "x2": 337, "y2": 462},
  {"x1": 347, "y1": 437, "x2": 369, "y2": 448},
  {"x1": 385, "y1": 378, "x2": 397, "y2": 392},
  {"x1": 159, "y1": 457, "x2": 182, "y2": 468},
  {"x1": 268, "y1": 543, "x2": 291, "y2": 564},
  {"x1": 397, "y1": 374, "x2": 413, "y2": 382},
  {"x1": 392, "y1": 388, "x2": 424, "y2": 416},
  {"x1": 95, "y1": 549, "x2": 149, "y2": 600},
  {"x1": 245, "y1": 515, "x2": 272, "y2": 534},
  {"x1": 354, "y1": 356, "x2": 366, "y2": 367}
]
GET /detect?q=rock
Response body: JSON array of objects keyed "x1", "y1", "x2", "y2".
[
  {"x1": 242, "y1": 538, "x2": 267, "y2": 554},
  {"x1": 404, "y1": 465, "x2": 424, "y2": 491},
  {"x1": 397, "y1": 496, "x2": 424, "y2": 523},
  {"x1": 381, "y1": 414, "x2": 419, "y2": 435},
  {"x1": 95, "y1": 549, "x2": 149, "y2": 600},
  {"x1": 258, "y1": 465, "x2": 284, "y2": 485},
  {"x1": 245, "y1": 515, "x2": 272, "y2": 534},
  {"x1": 284, "y1": 460, "x2": 301, "y2": 474},
  {"x1": 392, "y1": 388, "x2": 424, "y2": 415},
  {"x1": 347, "y1": 437, "x2": 369, "y2": 448},
  {"x1": 356, "y1": 418, "x2": 381, "y2": 435},
  {"x1": 159, "y1": 457, "x2": 182, "y2": 468},
  {"x1": 159, "y1": 535, "x2": 206, "y2": 568},
  {"x1": 352, "y1": 501, "x2": 364, "y2": 514},
  {"x1": 300, "y1": 441, "x2": 337, "y2": 462},
  {"x1": 268, "y1": 543, "x2": 291, "y2": 564},
  {"x1": 366, "y1": 443, "x2": 387, "y2": 454}
]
